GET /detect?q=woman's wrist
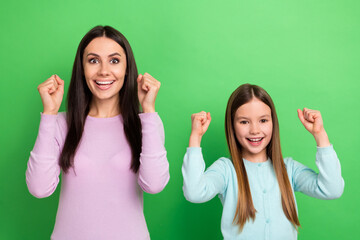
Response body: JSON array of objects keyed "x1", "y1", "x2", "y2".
[
  {"x1": 142, "y1": 104, "x2": 155, "y2": 113},
  {"x1": 43, "y1": 110, "x2": 58, "y2": 115}
]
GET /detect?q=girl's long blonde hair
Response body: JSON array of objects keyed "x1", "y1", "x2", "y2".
[{"x1": 225, "y1": 84, "x2": 300, "y2": 230}]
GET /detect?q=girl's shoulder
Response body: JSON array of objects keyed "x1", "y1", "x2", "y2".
[
  {"x1": 283, "y1": 156, "x2": 309, "y2": 179},
  {"x1": 212, "y1": 157, "x2": 236, "y2": 176}
]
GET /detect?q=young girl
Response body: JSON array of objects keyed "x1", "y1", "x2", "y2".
[
  {"x1": 26, "y1": 26, "x2": 169, "y2": 239},
  {"x1": 182, "y1": 84, "x2": 344, "y2": 239}
]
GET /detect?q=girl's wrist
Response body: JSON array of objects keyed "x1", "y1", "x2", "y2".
[
  {"x1": 314, "y1": 130, "x2": 330, "y2": 147},
  {"x1": 189, "y1": 134, "x2": 202, "y2": 147}
]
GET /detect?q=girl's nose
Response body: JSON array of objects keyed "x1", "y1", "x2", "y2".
[{"x1": 249, "y1": 123, "x2": 260, "y2": 134}]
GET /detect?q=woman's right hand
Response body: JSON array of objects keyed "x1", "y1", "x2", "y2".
[
  {"x1": 37, "y1": 75, "x2": 64, "y2": 115},
  {"x1": 189, "y1": 111, "x2": 211, "y2": 147}
]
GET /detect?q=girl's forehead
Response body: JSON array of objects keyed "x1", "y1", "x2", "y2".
[{"x1": 235, "y1": 98, "x2": 271, "y2": 117}]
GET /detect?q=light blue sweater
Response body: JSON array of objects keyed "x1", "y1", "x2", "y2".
[{"x1": 182, "y1": 145, "x2": 344, "y2": 240}]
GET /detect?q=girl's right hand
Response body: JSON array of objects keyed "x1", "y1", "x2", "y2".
[
  {"x1": 189, "y1": 111, "x2": 211, "y2": 147},
  {"x1": 37, "y1": 75, "x2": 64, "y2": 115}
]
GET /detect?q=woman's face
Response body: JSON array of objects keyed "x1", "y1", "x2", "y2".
[
  {"x1": 233, "y1": 97, "x2": 273, "y2": 162},
  {"x1": 83, "y1": 37, "x2": 127, "y2": 103}
]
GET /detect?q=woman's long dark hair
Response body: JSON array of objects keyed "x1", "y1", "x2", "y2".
[
  {"x1": 225, "y1": 84, "x2": 300, "y2": 230},
  {"x1": 59, "y1": 26, "x2": 142, "y2": 173}
]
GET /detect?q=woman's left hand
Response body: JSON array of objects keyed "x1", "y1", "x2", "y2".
[
  {"x1": 137, "y1": 73, "x2": 161, "y2": 113},
  {"x1": 297, "y1": 108, "x2": 330, "y2": 147}
]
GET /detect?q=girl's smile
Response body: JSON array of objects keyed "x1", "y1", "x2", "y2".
[
  {"x1": 233, "y1": 98, "x2": 273, "y2": 163},
  {"x1": 247, "y1": 137, "x2": 265, "y2": 146}
]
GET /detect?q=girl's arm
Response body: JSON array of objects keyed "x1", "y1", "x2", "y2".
[
  {"x1": 136, "y1": 73, "x2": 170, "y2": 194},
  {"x1": 26, "y1": 75, "x2": 65, "y2": 198},
  {"x1": 291, "y1": 109, "x2": 344, "y2": 199},
  {"x1": 182, "y1": 112, "x2": 227, "y2": 203}
]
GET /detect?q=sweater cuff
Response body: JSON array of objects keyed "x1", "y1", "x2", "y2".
[
  {"x1": 186, "y1": 147, "x2": 202, "y2": 155},
  {"x1": 316, "y1": 144, "x2": 334, "y2": 155},
  {"x1": 32, "y1": 113, "x2": 59, "y2": 155}
]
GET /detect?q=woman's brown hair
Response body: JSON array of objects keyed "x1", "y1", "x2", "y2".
[
  {"x1": 59, "y1": 26, "x2": 142, "y2": 173},
  {"x1": 225, "y1": 83, "x2": 300, "y2": 230}
]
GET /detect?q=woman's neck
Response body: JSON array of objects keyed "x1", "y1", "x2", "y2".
[{"x1": 88, "y1": 97, "x2": 121, "y2": 118}]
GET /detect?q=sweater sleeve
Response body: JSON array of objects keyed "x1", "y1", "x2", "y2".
[
  {"x1": 290, "y1": 145, "x2": 344, "y2": 199},
  {"x1": 137, "y1": 112, "x2": 170, "y2": 194},
  {"x1": 26, "y1": 113, "x2": 63, "y2": 198},
  {"x1": 182, "y1": 147, "x2": 227, "y2": 203}
]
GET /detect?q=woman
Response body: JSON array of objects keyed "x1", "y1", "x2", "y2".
[{"x1": 26, "y1": 26, "x2": 170, "y2": 239}]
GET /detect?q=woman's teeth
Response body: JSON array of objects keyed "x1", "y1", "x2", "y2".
[{"x1": 95, "y1": 80, "x2": 114, "y2": 85}]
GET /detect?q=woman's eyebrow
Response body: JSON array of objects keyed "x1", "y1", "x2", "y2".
[
  {"x1": 109, "y1": 52, "x2": 121, "y2": 57},
  {"x1": 86, "y1": 53, "x2": 99, "y2": 57},
  {"x1": 86, "y1": 52, "x2": 122, "y2": 57}
]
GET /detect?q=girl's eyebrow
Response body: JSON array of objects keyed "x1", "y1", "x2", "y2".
[
  {"x1": 86, "y1": 52, "x2": 122, "y2": 57},
  {"x1": 236, "y1": 114, "x2": 271, "y2": 120},
  {"x1": 236, "y1": 116, "x2": 249, "y2": 120}
]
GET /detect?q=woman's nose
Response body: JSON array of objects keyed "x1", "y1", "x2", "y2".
[{"x1": 98, "y1": 62, "x2": 110, "y2": 76}]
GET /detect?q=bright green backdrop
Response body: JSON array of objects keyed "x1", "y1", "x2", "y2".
[{"x1": 0, "y1": 0, "x2": 359, "y2": 239}]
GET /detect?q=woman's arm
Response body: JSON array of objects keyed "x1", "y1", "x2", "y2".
[
  {"x1": 26, "y1": 75, "x2": 65, "y2": 198},
  {"x1": 26, "y1": 114, "x2": 63, "y2": 198},
  {"x1": 137, "y1": 113, "x2": 169, "y2": 194}
]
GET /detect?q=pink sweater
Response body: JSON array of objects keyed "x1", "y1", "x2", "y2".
[{"x1": 26, "y1": 112, "x2": 170, "y2": 240}]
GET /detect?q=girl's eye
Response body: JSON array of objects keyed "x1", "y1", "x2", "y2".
[
  {"x1": 240, "y1": 121, "x2": 249, "y2": 124},
  {"x1": 110, "y1": 58, "x2": 119, "y2": 64},
  {"x1": 260, "y1": 119, "x2": 268, "y2": 123},
  {"x1": 89, "y1": 58, "x2": 99, "y2": 64}
]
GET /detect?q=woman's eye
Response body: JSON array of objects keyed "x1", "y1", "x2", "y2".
[
  {"x1": 89, "y1": 58, "x2": 99, "y2": 64},
  {"x1": 240, "y1": 121, "x2": 248, "y2": 124},
  {"x1": 260, "y1": 119, "x2": 268, "y2": 123},
  {"x1": 110, "y1": 58, "x2": 119, "y2": 64}
]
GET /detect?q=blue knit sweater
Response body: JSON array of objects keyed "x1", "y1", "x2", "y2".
[{"x1": 182, "y1": 145, "x2": 344, "y2": 240}]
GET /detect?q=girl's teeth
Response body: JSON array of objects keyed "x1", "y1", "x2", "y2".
[
  {"x1": 96, "y1": 81, "x2": 114, "y2": 85},
  {"x1": 249, "y1": 138, "x2": 263, "y2": 142}
]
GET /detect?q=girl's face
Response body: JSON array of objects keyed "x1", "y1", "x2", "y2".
[
  {"x1": 233, "y1": 97, "x2": 273, "y2": 162},
  {"x1": 83, "y1": 37, "x2": 127, "y2": 104}
]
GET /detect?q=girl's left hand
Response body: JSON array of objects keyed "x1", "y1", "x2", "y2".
[
  {"x1": 137, "y1": 73, "x2": 161, "y2": 113},
  {"x1": 297, "y1": 108, "x2": 330, "y2": 147}
]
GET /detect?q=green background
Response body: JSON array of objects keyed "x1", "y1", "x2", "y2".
[{"x1": 0, "y1": 0, "x2": 359, "y2": 239}]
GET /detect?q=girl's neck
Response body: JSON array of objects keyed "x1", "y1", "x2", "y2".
[
  {"x1": 88, "y1": 97, "x2": 121, "y2": 118},
  {"x1": 242, "y1": 150, "x2": 268, "y2": 163}
]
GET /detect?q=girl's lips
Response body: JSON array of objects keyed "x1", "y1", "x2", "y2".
[{"x1": 247, "y1": 137, "x2": 264, "y2": 146}]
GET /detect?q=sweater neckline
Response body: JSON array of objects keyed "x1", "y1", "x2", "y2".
[
  {"x1": 86, "y1": 114, "x2": 123, "y2": 123},
  {"x1": 243, "y1": 158, "x2": 271, "y2": 168}
]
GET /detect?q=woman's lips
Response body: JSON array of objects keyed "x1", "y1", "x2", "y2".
[{"x1": 94, "y1": 80, "x2": 115, "y2": 90}]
